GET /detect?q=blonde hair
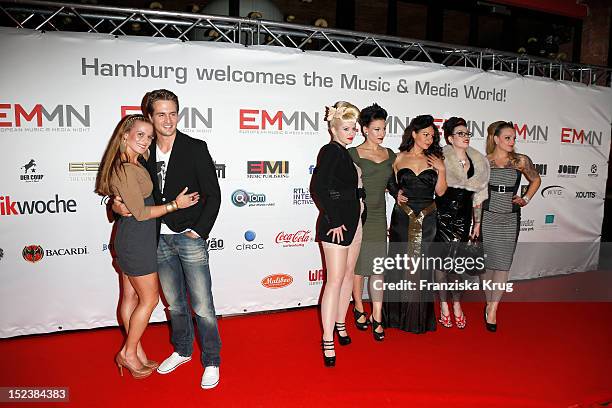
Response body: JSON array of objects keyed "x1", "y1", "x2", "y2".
[
  {"x1": 486, "y1": 120, "x2": 519, "y2": 164},
  {"x1": 325, "y1": 101, "x2": 360, "y2": 128},
  {"x1": 95, "y1": 115, "x2": 151, "y2": 196}
]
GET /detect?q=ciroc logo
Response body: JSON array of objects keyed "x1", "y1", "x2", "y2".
[{"x1": 236, "y1": 230, "x2": 264, "y2": 251}]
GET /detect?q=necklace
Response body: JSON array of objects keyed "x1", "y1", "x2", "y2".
[{"x1": 458, "y1": 159, "x2": 466, "y2": 168}]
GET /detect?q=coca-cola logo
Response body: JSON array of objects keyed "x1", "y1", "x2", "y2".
[
  {"x1": 275, "y1": 230, "x2": 312, "y2": 247},
  {"x1": 261, "y1": 274, "x2": 293, "y2": 289}
]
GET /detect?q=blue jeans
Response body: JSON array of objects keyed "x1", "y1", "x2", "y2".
[{"x1": 157, "y1": 234, "x2": 221, "y2": 367}]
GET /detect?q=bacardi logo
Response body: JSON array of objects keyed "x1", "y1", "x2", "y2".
[{"x1": 22, "y1": 245, "x2": 44, "y2": 263}]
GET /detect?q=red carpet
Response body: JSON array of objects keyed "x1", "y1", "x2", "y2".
[{"x1": 1, "y1": 302, "x2": 611, "y2": 408}]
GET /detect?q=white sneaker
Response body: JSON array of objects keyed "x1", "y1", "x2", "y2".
[
  {"x1": 156, "y1": 352, "x2": 192, "y2": 374},
  {"x1": 201, "y1": 366, "x2": 219, "y2": 389}
]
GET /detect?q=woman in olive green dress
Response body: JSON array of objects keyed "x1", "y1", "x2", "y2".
[{"x1": 348, "y1": 103, "x2": 396, "y2": 341}]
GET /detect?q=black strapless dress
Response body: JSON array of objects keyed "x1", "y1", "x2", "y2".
[{"x1": 382, "y1": 168, "x2": 437, "y2": 333}]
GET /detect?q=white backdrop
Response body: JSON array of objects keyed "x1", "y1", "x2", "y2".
[{"x1": 1, "y1": 27, "x2": 610, "y2": 337}]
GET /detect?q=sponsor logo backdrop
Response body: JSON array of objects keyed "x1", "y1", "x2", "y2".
[{"x1": 0, "y1": 28, "x2": 610, "y2": 337}]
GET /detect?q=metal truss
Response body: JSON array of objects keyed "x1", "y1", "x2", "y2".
[{"x1": 1, "y1": 0, "x2": 610, "y2": 87}]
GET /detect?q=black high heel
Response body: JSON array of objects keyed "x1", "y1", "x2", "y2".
[
  {"x1": 484, "y1": 305, "x2": 497, "y2": 332},
  {"x1": 352, "y1": 307, "x2": 369, "y2": 331},
  {"x1": 321, "y1": 339, "x2": 336, "y2": 367},
  {"x1": 370, "y1": 316, "x2": 385, "y2": 341},
  {"x1": 334, "y1": 322, "x2": 351, "y2": 346}
]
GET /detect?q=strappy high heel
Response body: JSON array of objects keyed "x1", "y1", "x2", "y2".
[
  {"x1": 370, "y1": 316, "x2": 385, "y2": 341},
  {"x1": 334, "y1": 322, "x2": 351, "y2": 346},
  {"x1": 353, "y1": 307, "x2": 369, "y2": 331},
  {"x1": 321, "y1": 339, "x2": 336, "y2": 367}
]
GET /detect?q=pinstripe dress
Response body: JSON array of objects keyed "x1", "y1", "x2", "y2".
[{"x1": 481, "y1": 167, "x2": 521, "y2": 271}]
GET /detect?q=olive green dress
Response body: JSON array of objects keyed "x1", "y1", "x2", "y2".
[{"x1": 348, "y1": 147, "x2": 397, "y2": 276}]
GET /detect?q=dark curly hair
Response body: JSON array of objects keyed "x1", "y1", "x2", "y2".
[
  {"x1": 358, "y1": 103, "x2": 387, "y2": 133},
  {"x1": 399, "y1": 114, "x2": 443, "y2": 158},
  {"x1": 442, "y1": 116, "x2": 467, "y2": 144}
]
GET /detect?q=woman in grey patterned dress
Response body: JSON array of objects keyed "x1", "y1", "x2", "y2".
[{"x1": 481, "y1": 121, "x2": 541, "y2": 332}]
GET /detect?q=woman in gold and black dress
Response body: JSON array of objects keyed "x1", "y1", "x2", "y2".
[{"x1": 383, "y1": 114, "x2": 447, "y2": 333}]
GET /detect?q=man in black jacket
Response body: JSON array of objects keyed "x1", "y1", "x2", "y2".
[{"x1": 115, "y1": 89, "x2": 222, "y2": 389}]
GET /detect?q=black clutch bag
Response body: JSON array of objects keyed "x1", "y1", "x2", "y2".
[{"x1": 460, "y1": 237, "x2": 486, "y2": 276}]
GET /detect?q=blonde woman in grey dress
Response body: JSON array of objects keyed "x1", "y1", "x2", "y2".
[{"x1": 481, "y1": 121, "x2": 541, "y2": 332}]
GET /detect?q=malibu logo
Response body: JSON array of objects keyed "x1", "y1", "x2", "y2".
[
  {"x1": 275, "y1": 230, "x2": 312, "y2": 247},
  {"x1": 261, "y1": 274, "x2": 293, "y2": 289}
]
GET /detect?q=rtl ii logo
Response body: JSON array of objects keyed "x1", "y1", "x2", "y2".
[
  {"x1": 0, "y1": 104, "x2": 90, "y2": 128},
  {"x1": 247, "y1": 161, "x2": 289, "y2": 178},
  {"x1": 239, "y1": 109, "x2": 319, "y2": 133}
]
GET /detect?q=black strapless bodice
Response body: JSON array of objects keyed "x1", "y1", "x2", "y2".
[{"x1": 396, "y1": 168, "x2": 437, "y2": 213}]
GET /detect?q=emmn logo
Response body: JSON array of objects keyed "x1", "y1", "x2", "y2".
[
  {"x1": 514, "y1": 123, "x2": 548, "y2": 143},
  {"x1": 121, "y1": 105, "x2": 213, "y2": 132},
  {"x1": 0, "y1": 104, "x2": 90, "y2": 129},
  {"x1": 247, "y1": 161, "x2": 289, "y2": 179},
  {"x1": 238, "y1": 109, "x2": 319, "y2": 134},
  {"x1": 561, "y1": 128, "x2": 603, "y2": 146}
]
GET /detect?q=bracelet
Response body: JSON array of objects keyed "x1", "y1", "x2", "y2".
[
  {"x1": 171, "y1": 200, "x2": 179, "y2": 211},
  {"x1": 165, "y1": 200, "x2": 178, "y2": 213},
  {"x1": 522, "y1": 196, "x2": 530, "y2": 204},
  {"x1": 473, "y1": 207, "x2": 482, "y2": 223}
]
